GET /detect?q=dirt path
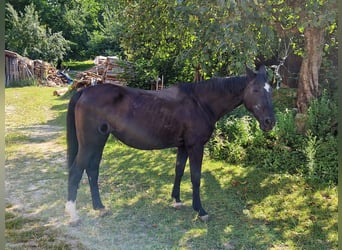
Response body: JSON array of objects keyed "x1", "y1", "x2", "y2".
[
  {"x1": 5, "y1": 121, "x2": 166, "y2": 250},
  {"x1": 5, "y1": 124, "x2": 103, "y2": 248},
  {"x1": 5, "y1": 125, "x2": 65, "y2": 213},
  {"x1": 5, "y1": 88, "x2": 161, "y2": 250},
  {"x1": 5, "y1": 125, "x2": 82, "y2": 247}
]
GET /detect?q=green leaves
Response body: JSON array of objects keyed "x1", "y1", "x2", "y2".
[
  {"x1": 6, "y1": 0, "x2": 336, "y2": 87},
  {"x1": 5, "y1": 3, "x2": 70, "y2": 64}
]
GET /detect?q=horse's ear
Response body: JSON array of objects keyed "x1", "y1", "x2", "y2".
[
  {"x1": 245, "y1": 65, "x2": 255, "y2": 79},
  {"x1": 258, "y1": 65, "x2": 267, "y2": 74}
]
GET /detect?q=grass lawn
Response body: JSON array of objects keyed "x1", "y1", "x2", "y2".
[
  {"x1": 63, "y1": 60, "x2": 95, "y2": 71},
  {"x1": 5, "y1": 86, "x2": 337, "y2": 249}
]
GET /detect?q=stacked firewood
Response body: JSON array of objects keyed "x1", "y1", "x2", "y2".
[
  {"x1": 102, "y1": 56, "x2": 126, "y2": 85},
  {"x1": 72, "y1": 71, "x2": 103, "y2": 89},
  {"x1": 46, "y1": 68, "x2": 71, "y2": 86},
  {"x1": 72, "y1": 56, "x2": 126, "y2": 89},
  {"x1": 33, "y1": 60, "x2": 70, "y2": 87}
]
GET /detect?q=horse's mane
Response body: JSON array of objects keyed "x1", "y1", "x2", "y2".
[{"x1": 177, "y1": 76, "x2": 247, "y2": 96}]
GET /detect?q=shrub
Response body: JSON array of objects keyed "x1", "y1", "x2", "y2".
[
  {"x1": 207, "y1": 90, "x2": 337, "y2": 185},
  {"x1": 275, "y1": 108, "x2": 303, "y2": 148},
  {"x1": 208, "y1": 109, "x2": 254, "y2": 164},
  {"x1": 313, "y1": 134, "x2": 338, "y2": 184},
  {"x1": 307, "y1": 89, "x2": 337, "y2": 138}
]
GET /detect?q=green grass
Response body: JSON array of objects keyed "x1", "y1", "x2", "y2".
[
  {"x1": 93, "y1": 141, "x2": 337, "y2": 249},
  {"x1": 63, "y1": 60, "x2": 95, "y2": 71},
  {"x1": 5, "y1": 86, "x2": 68, "y2": 127},
  {"x1": 5, "y1": 86, "x2": 338, "y2": 249}
]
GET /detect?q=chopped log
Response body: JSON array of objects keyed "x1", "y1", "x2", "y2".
[{"x1": 53, "y1": 87, "x2": 69, "y2": 96}]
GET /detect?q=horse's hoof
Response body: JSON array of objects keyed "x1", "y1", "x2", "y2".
[
  {"x1": 68, "y1": 218, "x2": 80, "y2": 227},
  {"x1": 198, "y1": 214, "x2": 209, "y2": 222},
  {"x1": 65, "y1": 201, "x2": 80, "y2": 226},
  {"x1": 172, "y1": 202, "x2": 184, "y2": 209},
  {"x1": 98, "y1": 208, "x2": 110, "y2": 217}
]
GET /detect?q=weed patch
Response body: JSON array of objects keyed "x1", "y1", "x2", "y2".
[{"x1": 207, "y1": 89, "x2": 338, "y2": 184}]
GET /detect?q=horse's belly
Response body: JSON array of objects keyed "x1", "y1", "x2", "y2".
[
  {"x1": 107, "y1": 103, "x2": 185, "y2": 149},
  {"x1": 111, "y1": 126, "x2": 182, "y2": 150}
]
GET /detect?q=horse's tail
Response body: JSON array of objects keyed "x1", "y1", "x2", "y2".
[{"x1": 67, "y1": 90, "x2": 83, "y2": 169}]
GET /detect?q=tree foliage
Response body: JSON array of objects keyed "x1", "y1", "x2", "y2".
[
  {"x1": 261, "y1": 0, "x2": 337, "y2": 112},
  {"x1": 5, "y1": 3, "x2": 70, "y2": 64},
  {"x1": 5, "y1": 0, "x2": 337, "y2": 102},
  {"x1": 110, "y1": 0, "x2": 336, "y2": 95},
  {"x1": 109, "y1": 0, "x2": 280, "y2": 87}
]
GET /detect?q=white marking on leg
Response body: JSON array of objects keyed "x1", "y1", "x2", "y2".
[
  {"x1": 198, "y1": 214, "x2": 209, "y2": 222},
  {"x1": 172, "y1": 202, "x2": 184, "y2": 209},
  {"x1": 98, "y1": 208, "x2": 110, "y2": 217},
  {"x1": 65, "y1": 201, "x2": 80, "y2": 225},
  {"x1": 264, "y1": 82, "x2": 271, "y2": 92}
]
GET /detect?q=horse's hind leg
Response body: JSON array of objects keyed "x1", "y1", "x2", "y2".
[
  {"x1": 171, "y1": 146, "x2": 188, "y2": 208},
  {"x1": 66, "y1": 161, "x2": 84, "y2": 225},
  {"x1": 66, "y1": 134, "x2": 109, "y2": 224},
  {"x1": 85, "y1": 144, "x2": 108, "y2": 212},
  {"x1": 81, "y1": 133, "x2": 109, "y2": 210}
]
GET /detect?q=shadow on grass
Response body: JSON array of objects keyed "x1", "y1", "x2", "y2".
[
  {"x1": 88, "y1": 140, "x2": 337, "y2": 249},
  {"x1": 5, "y1": 142, "x2": 87, "y2": 249},
  {"x1": 46, "y1": 94, "x2": 72, "y2": 128}
]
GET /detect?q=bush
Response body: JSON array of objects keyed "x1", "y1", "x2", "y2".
[
  {"x1": 302, "y1": 90, "x2": 338, "y2": 184},
  {"x1": 307, "y1": 89, "x2": 337, "y2": 138},
  {"x1": 207, "y1": 90, "x2": 337, "y2": 185},
  {"x1": 312, "y1": 134, "x2": 337, "y2": 183},
  {"x1": 207, "y1": 107, "x2": 254, "y2": 164}
]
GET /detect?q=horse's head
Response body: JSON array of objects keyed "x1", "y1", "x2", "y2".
[{"x1": 243, "y1": 65, "x2": 276, "y2": 131}]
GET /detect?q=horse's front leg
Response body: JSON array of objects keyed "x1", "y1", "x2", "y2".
[
  {"x1": 171, "y1": 146, "x2": 188, "y2": 208},
  {"x1": 188, "y1": 144, "x2": 208, "y2": 221}
]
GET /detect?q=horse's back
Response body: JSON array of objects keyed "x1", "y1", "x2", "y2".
[
  {"x1": 79, "y1": 83, "x2": 125, "y2": 102},
  {"x1": 74, "y1": 84, "x2": 185, "y2": 149},
  {"x1": 80, "y1": 83, "x2": 184, "y2": 101},
  {"x1": 74, "y1": 83, "x2": 214, "y2": 150}
]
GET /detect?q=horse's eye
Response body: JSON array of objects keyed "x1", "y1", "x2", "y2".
[{"x1": 253, "y1": 89, "x2": 259, "y2": 93}]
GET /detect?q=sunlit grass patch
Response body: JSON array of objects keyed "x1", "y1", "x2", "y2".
[
  {"x1": 63, "y1": 60, "x2": 94, "y2": 71},
  {"x1": 5, "y1": 86, "x2": 69, "y2": 128},
  {"x1": 249, "y1": 174, "x2": 337, "y2": 248},
  {"x1": 5, "y1": 132, "x2": 30, "y2": 144}
]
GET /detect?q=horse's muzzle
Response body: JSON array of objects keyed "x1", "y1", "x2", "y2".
[{"x1": 260, "y1": 117, "x2": 276, "y2": 131}]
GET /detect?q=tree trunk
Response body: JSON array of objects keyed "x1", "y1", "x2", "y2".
[{"x1": 296, "y1": 26, "x2": 325, "y2": 113}]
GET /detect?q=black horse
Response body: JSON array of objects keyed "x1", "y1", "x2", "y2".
[{"x1": 65, "y1": 65, "x2": 275, "y2": 225}]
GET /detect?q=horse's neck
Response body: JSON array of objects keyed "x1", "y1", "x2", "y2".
[{"x1": 193, "y1": 77, "x2": 247, "y2": 121}]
